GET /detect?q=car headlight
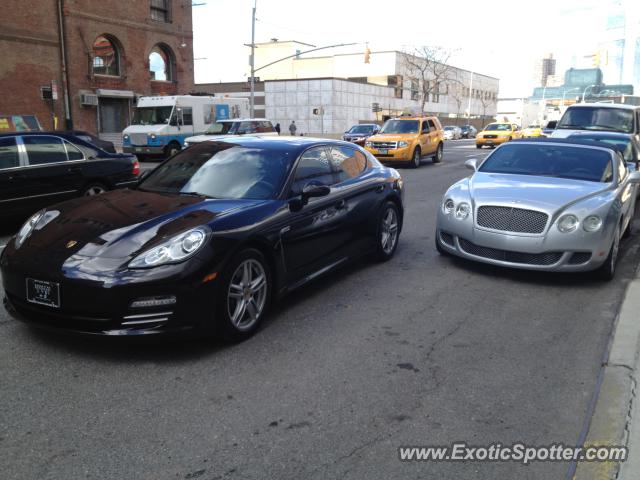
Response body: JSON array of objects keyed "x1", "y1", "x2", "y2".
[
  {"x1": 129, "y1": 227, "x2": 209, "y2": 268},
  {"x1": 443, "y1": 198, "x2": 455, "y2": 215},
  {"x1": 455, "y1": 202, "x2": 471, "y2": 220},
  {"x1": 557, "y1": 214, "x2": 579, "y2": 233},
  {"x1": 149, "y1": 134, "x2": 157, "y2": 140},
  {"x1": 365, "y1": 141, "x2": 373, "y2": 148},
  {"x1": 583, "y1": 215, "x2": 603, "y2": 232},
  {"x1": 123, "y1": 134, "x2": 130, "y2": 140},
  {"x1": 398, "y1": 141, "x2": 408, "y2": 148},
  {"x1": 184, "y1": 141, "x2": 190, "y2": 147},
  {"x1": 15, "y1": 211, "x2": 45, "y2": 249}
]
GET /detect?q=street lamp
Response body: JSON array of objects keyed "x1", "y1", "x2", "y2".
[
  {"x1": 561, "y1": 87, "x2": 581, "y2": 108},
  {"x1": 582, "y1": 84, "x2": 597, "y2": 103}
]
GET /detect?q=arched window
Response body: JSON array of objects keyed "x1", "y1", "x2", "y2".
[
  {"x1": 92, "y1": 35, "x2": 120, "y2": 76},
  {"x1": 149, "y1": 44, "x2": 174, "y2": 81}
]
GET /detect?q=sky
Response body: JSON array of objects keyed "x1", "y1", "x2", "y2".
[{"x1": 193, "y1": 0, "x2": 605, "y2": 97}]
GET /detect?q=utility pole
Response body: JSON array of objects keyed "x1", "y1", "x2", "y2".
[
  {"x1": 467, "y1": 71, "x2": 474, "y2": 122},
  {"x1": 249, "y1": 0, "x2": 257, "y2": 118}
]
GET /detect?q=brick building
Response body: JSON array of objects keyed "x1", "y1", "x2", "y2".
[{"x1": 0, "y1": 0, "x2": 194, "y2": 145}]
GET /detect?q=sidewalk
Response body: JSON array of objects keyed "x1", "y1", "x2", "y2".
[{"x1": 573, "y1": 267, "x2": 640, "y2": 479}]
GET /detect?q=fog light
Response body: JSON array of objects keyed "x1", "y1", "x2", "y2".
[{"x1": 130, "y1": 296, "x2": 177, "y2": 308}]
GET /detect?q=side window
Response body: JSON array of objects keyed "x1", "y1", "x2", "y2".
[
  {"x1": 182, "y1": 107, "x2": 193, "y2": 126},
  {"x1": 23, "y1": 136, "x2": 67, "y2": 165},
  {"x1": 0, "y1": 137, "x2": 19, "y2": 169},
  {"x1": 259, "y1": 121, "x2": 275, "y2": 133},
  {"x1": 427, "y1": 119, "x2": 436, "y2": 132},
  {"x1": 290, "y1": 147, "x2": 335, "y2": 196},
  {"x1": 618, "y1": 155, "x2": 628, "y2": 183},
  {"x1": 237, "y1": 122, "x2": 252, "y2": 134},
  {"x1": 330, "y1": 146, "x2": 367, "y2": 182},
  {"x1": 421, "y1": 121, "x2": 429, "y2": 133},
  {"x1": 64, "y1": 141, "x2": 84, "y2": 161}
]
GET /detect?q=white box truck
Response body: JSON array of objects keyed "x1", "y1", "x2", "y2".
[{"x1": 122, "y1": 95, "x2": 249, "y2": 158}]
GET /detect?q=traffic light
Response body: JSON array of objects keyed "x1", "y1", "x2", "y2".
[
  {"x1": 364, "y1": 47, "x2": 371, "y2": 64},
  {"x1": 592, "y1": 50, "x2": 601, "y2": 67}
]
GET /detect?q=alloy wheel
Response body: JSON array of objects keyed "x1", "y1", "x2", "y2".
[
  {"x1": 83, "y1": 185, "x2": 106, "y2": 196},
  {"x1": 381, "y1": 207, "x2": 399, "y2": 254},
  {"x1": 227, "y1": 259, "x2": 268, "y2": 331}
]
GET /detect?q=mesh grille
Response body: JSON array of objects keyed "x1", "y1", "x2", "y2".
[
  {"x1": 477, "y1": 206, "x2": 548, "y2": 234},
  {"x1": 371, "y1": 141, "x2": 397, "y2": 149},
  {"x1": 130, "y1": 133, "x2": 148, "y2": 146},
  {"x1": 458, "y1": 238, "x2": 562, "y2": 266},
  {"x1": 439, "y1": 231, "x2": 455, "y2": 246},
  {"x1": 568, "y1": 252, "x2": 592, "y2": 265}
]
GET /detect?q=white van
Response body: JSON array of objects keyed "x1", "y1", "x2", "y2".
[{"x1": 122, "y1": 95, "x2": 249, "y2": 158}]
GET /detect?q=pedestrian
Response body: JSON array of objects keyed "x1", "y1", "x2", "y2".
[
  {"x1": 275, "y1": 122, "x2": 281, "y2": 135},
  {"x1": 288, "y1": 120, "x2": 297, "y2": 136}
]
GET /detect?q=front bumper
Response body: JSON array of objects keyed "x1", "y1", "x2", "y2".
[
  {"x1": 476, "y1": 136, "x2": 510, "y2": 147},
  {"x1": 365, "y1": 146, "x2": 412, "y2": 162},
  {"x1": 435, "y1": 214, "x2": 611, "y2": 272},
  {"x1": 123, "y1": 145, "x2": 165, "y2": 155},
  {"x1": 1, "y1": 253, "x2": 218, "y2": 336}
]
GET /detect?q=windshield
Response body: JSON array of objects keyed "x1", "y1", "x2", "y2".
[
  {"x1": 205, "y1": 121, "x2": 234, "y2": 135},
  {"x1": 557, "y1": 107, "x2": 634, "y2": 133},
  {"x1": 570, "y1": 135, "x2": 635, "y2": 162},
  {"x1": 132, "y1": 106, "x2": 173, "y2": 125},
  {"x1": 139, "y1": 142, "x2": 293, "y2": 200},
  {"x1": 484, "y1": 124, "x2": 512, "y2": 131},
  {"x1": 348, "y1": 125, "x2": 374, "y2": 134},
  {"x1": 380, "y1": 120, "x2": 419, "y2": 134},
  {"x1": 478, "y1": 143, "x2": 613, "y2": 182},
  {"x1": 444, "y1": 126, "x2": 455, "y2": 131}
]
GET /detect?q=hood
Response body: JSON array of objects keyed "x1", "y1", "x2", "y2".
[
  {"x1": 25, "y1": 189, "x2": 265, "y2": 259},
  {"x1": 469, "y1": 172, "x2": 610, "y2": 210},
  {"x1": 368, "y1": 133, "x2": 417, "y2": 142},
  {"x1": 123, "y1": 124, "x2": 168, "y2": 135}
]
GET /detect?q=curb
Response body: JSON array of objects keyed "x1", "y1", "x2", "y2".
[{"x1": 572, "y1": 274, "x2": 640, "y2": 479}]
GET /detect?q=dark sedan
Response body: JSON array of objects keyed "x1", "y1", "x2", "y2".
[
  {"x1": 1, "y1": 137, "x2": 404, "y2": 341},
  {"x1": 343, "y1": 124, "x2": 380, "y2": 146},
  {"x1": 0, "y1": 132, "x2": 139, "y2": 220},
  {"x1": 460, "y1": 124, "x2": 477, "y2": 139}
]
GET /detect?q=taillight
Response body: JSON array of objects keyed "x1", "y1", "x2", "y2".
[{"x1": 132, "y1": 159, "x2": 140, "y2": 176}]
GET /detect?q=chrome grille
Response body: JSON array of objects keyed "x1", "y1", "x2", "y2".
[
  {"x1": 483, "y1": 134, "x2": 497, "y2": 139},
  {"x1": 477, "y1": 206, "x2": 548, "y2": 234},
  {"x1": 371, "y1": 141, "x2": 397, "y2": 149},
  {"x1": 458, "y1": 238, "x2": 562, "y2": 266},
  {"x1": 130, "y1": 133, "x2": 148, "y2": 146}
]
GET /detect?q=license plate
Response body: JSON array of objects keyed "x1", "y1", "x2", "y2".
[
  {"x1": 135, "y1": 147, "x2": 143, "y2": 152},
  {"x1": 485, "y1": 140, "x2": 493, "y2": 145},
  {"x1": 26, "y1": 279, "x2": 60, "y2": 308},
  {"x1": 378, "y1": 149, "x2": 388, "y2": 154}
]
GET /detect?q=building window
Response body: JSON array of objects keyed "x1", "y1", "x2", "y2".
[
  {"x1": 411, "y1": 79, "x2": 419, "y2": 101},
  {"x1": 149, "y1": 44, "x2": 174, "y2": 81},
  {"x1": 150, "y1": 0, "x2": 171, "y2": 22},
  {"x1": 388, "y1": 75, "x2": 403, "y2": 99},
  {"x1": 92, "y1": 35, "x2": 120, "y2": 76}
]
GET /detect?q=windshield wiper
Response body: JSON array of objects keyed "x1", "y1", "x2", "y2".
[
  {"x1": 556, "y1": 124, "x2": 585, "y2": 129},
  {"x1": 180, "y1": 191, "x2": 216, "y2": 199}
]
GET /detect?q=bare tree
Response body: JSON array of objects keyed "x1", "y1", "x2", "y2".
[
  {"x1": 448, "y1": 74, "x2": 466, "y2": 125},
  {"x1": 401, "y1": 46, "x2": 458, "y2": 113},
  {"x1": 478, "y1": 89, "x2": 497, "y2": 124}
]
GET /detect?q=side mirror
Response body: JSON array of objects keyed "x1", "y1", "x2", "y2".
[
  {"x1": 626, "y1": 161, "x2": 637, "y2": 172},
  {"x1": 465, "y1": 159, "x2": 478, "y2": 171},
  {"x1": 302, "y1": 182, "x2": 331, "y2": 201},
  {"x1": 628, "y1": 171, "x2": 640, "y2": 183}
]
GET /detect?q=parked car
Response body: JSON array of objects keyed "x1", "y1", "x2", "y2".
[
  {"x1": 476, "y1": 123, "x2": 522, "y2": 148},
  {"x1": 1, "y1": 137, "x2": 404, "y2": 340},
  {"x1": 521, "y1": 124, "x2": 543, "y2": 138},
  {"x1": 443, "y1": 126, "x2": 462, "y2": 140},
  {"x1": 365, "y1": 116, "x2": 444, "y2": 168},
  {"x1": 0, "y1": 132, "x2": 139, "y2": 220},
  {"x1": 342, "y1": 124, "x2": 379, "y2": 146},
  {"x1": 184, "y1": 119, "x2": 278, "y2": 146},
  {"x1": 542, "y1": 120, "x2": 557, "y2": 137},
  {"x1": 460, "y1": 124, "x2": 477, "y2": 139},
  {"x1": 67, "y1": 130, "x2": 116, "y2": 153},
  {"x1": 436, "y1": 138, "x2": 640, "y2": 280},
  {"x1": 552, "y1": 103, "x2": 640, "y2": 139},
  {"x1": 568, "y1": 131, "x2": 640, "y2": 170}
]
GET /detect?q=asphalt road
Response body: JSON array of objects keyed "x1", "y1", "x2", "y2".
[{"x1": 1, "y1": 139, "x2": 639, "y2": 479}]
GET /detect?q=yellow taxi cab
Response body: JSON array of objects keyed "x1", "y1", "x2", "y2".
[
  {"x1": 522, "y1": 124, "x2": 544, "y2": 138},
  {"x1": 365, "y1": 116, "x2": 444, "y2": 168},
  {"x1": 476, "y1": 122, "x2": 522, "y2": 149}
]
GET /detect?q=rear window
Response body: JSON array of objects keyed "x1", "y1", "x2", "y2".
[
  {"x1": 479, "y1": 143, "x2": 613, "y2": 183},
  {"x1": 557, "y1": 107, "x2": 635, "y2": 133}
]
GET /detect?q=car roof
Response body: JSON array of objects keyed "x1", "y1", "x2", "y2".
[
  {"x1": 566, "y1": 102, "x2": 638, "y2": 111},
  {"x1": 509, "y1": 137, "x2": 623, "y2": 154},
  {"x1": 189, "y1": 135, "x2": 357, "y2": 156},
  {"x1": 567, "y1": 131, "x2": 634, "y2": 140},
  {"x1": 0, "y1": 131, "x2": 89, "y2": 140},
  {"x1": 218, "y1": 118, "x2": 271, "y2": 123}
]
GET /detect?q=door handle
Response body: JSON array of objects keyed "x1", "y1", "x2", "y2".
[
  {"x1": 68, "y1": 166, "x2": 82, "y2": 174},
  {"x1": 375, "y1": 184, "x2": 385, "y2": 193},
  {"x1": 335, "y1": 199, "x2": 346, "y2": 210},
  {"x1": 9, "y1": 173, "x2": 27, "y2": 181}
]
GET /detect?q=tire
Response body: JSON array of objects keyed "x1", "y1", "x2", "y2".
[
  {"x1": 82, "y1": 183, "x2": 107, "y2": 196},
  {"x1": 215, "y1": 248, "x2": 271, "y2": 341},
  {"x1": 374, "y1": 201, "x2": 400, "y2": 261},
  {"x1": 409, "y1": 147, "x2": 421, "y2": 168},
  {"x1": 432, "y1": 143, "x2": 443, "y2": 163},
  {"x1": 164, "y1": 142, "x2": 181, "y2": 159},
  {"x1": 476, "y1": 144, "x2": 482, "y2": 149},
  {"x1": 595, "y1": 226, "x2": 621, "y2": 281}
]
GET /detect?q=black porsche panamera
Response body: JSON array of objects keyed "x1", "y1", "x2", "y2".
[{"x1": 1, "y1": 137, "x2": 404, "y2": 340}]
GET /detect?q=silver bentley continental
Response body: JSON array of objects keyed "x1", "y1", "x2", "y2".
[{"x1": 435, "y1": 139, "x2": 640, "y2": 280}]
